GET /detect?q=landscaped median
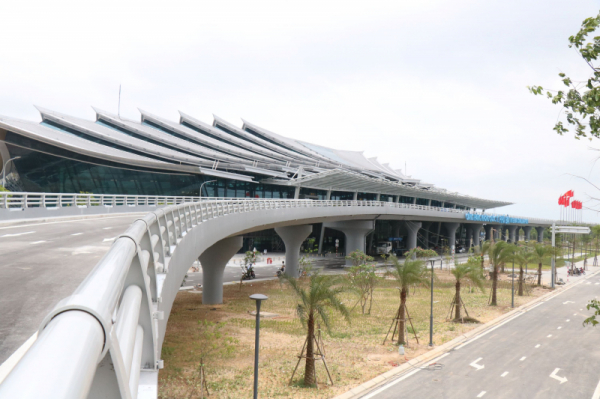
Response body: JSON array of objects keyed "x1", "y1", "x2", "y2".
[{"x1": 158, "y1": 265, "x2": 553, "y2": 399}]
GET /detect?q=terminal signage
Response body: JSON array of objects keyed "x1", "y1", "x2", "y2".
[
  {"x1": 388, "y1": 237, "x2": 403, "y2": 242},
  {"x1": 465, "y1": 213, "x2": 528, "y2": 224}
]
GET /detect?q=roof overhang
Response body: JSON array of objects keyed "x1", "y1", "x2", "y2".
[{"x1": 263, "y1": 169, "x2": 512, "y2": 209}]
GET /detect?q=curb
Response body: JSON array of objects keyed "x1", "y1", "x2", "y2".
[
  {"x1": 332, "y1": 261, "x2": 599, "y2": 399},
  {"x1": 0, "y1": 211, "x2": 148, "y2": 227}
]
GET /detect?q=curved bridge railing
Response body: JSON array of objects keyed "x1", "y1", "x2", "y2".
[{"x1": 0, "y1": 199, "x2": 555, "y2": 399}]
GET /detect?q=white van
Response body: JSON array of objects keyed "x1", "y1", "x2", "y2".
[{"x1": 376, "y1": 241, "x2": 393, "y2": 255}]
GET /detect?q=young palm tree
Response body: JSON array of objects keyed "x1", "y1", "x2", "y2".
[
  {"x1": 511, "y1": 251, "x2": 529, "y2": 296},
  {"x1": 387, "y1": 255, "x2": 429, "y2": 345},
  {"x1": 450, "y1": 258, "x2": 485, "y2": 320},
  {"x1": 528, "y1": 244, "x2": 551, "y2": 286},
  {"x1": 285, "y1": 273, "x2": 350, "y2": 386},
  {"x1": 487, "y1": 241, "x2": 514, "y2": 306}
]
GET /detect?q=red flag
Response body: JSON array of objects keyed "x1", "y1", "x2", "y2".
[
  {"x1": 565, "y1": 190, "x2": 574, "y2": 198},
  {"x1": 565, "y1": 196, "x2": 570, "y2": 207}
]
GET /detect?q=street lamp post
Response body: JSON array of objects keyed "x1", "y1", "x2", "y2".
[
  {"x1": 250, "y1": 294, "x2": 268, "y2": 399},
  {"x1": 429, "y1": 258, "x2": 435, "y2": 347},
  {"x1": 199, "y1": 179, "x2": 216, "y2": 198},
  {"x1": 2, "y1": 156, "x2": 20, "y2": 187},
  {"x1": 511, "y1": 252, "x2": 515, "y2": 308}
]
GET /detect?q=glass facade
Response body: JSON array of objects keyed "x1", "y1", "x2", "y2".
[
  {"x1": 299, "y1": 187, "x2": 328, "y2": 200},
  {"x1": 5, "y1": 143, "x2": 294, "y2": 197},
  {"x1": 431, "y1": 200, "x2": 443, "y2": 207},
  {"x1": 358, "y1": 192, "x2": 377, "y2": 201},
  {"x1": 330, "y1": 191, "x2": 354, "y2": 200},
  {"x1": 380, "y1": 194, "x2": 394, "y2": 202},
  {"x1": 416, "y1": 198, "x2": 429, "y2": 206},
  {"x1": 399, "y1": 196, "x2": 414, "y2": 204}
]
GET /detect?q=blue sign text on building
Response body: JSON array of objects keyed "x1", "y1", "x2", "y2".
[{"x1": 465, "y1": 213, "x2": 528, "y2": 224}]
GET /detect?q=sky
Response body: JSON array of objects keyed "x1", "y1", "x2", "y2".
[{"x1": 0, "y1": 0, "x2": 599, "y2": 221}]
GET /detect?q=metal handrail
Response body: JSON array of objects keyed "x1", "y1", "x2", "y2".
[
  {"x1": 0, "y1": 198, "x2": 557, "y2": 399},
  {"x1": 0, "y1": 192, "x2": 556, "y2": 225}
]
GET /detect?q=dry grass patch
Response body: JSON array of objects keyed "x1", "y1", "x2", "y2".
[{"x1": 159, "y1": 270, "x2": 549, "y2": 399}]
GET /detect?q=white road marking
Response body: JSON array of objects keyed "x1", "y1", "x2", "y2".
[
  {"x1": 477, "y1": 391, "x2": 486, "y2": 398},
  {"x1": 566, "y1": 319, "x2": 570, "y2": 322},
  {"x1": 563, "y1": 301, "x2": 575, "y2": 304},
  {"x1": 102, "y1": 237, "x2": 116, "y2": 242},
  {"x1": 535, "y1": 344, "x2": 541, "y2": 348},
  {"x1": 591, "y1": 372, "x2": 600, "y2": 399},
  {"x1": 470, "y1": 358, "x2": 485, "y2": 370},
  {"x1": 550, "y1": 368, "x2": 568, "y2": 384},
  {"x1": 596, "y1": 283, "x2": 600, "y2": 285},
  {"x1": 574, "y1": 313, "x2": 577, "y2": 316},
  {"x1": 557, "y1": 326, "x2": 562, "y2": 330},
  {"x1": 103, "y1": 227, "x2": 112, "y2": 230},
  {"x1": 547, "y1": 334, "x2": 552, "y2": 338},
  {"x1": 1, "y1": 231, "x2": 35, "y2": 237},
  {"x1": 30, "y1": 241, "x2": 46, "y2": 244},
  {"x1": 455, "y1": 312, "x2": 524, "y2": 350},
  {"x1": 501, "y1": 371, "x2": 509, "y2": 377},
  {"x1": 0, "y1": 332, "x2": 37, "y2": 384},
  {"x1": 71, "y1": 232, "x2": 83, "y2": 236},
  {"x1": 587, "y1": 282, "x2": 592, "y2": 285},
  {"x1": 360, "y1": 368, "x2": 422, "y2": 399},
  {"x1": 520, "y1": 356, "x2": 526, "y2": 361}
]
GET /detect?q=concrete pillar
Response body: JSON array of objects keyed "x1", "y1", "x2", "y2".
[
  {"x1": 375, "y1": 193, "x2": 381, "y2": 201},
  {"x1": 465, "y1": 225, "x2": 472, "y2": 247},
  {"x1": 471, "y1": 224, "x2": 483, "y2": 247},
  {"x1": 326, "y1": 190, "x2": 332, "y2": 200},
  {"x1": 353, "y1": 192, "x2": 358, "y2": 201},
  {"x1": 294, "y1": 186, "x2": 300, "y2": 199},
  {"x1": 523, "y1": 226, "x2": 533, "y2": 241},
  {"x1": 199, "y1": 236, "x2": 243, "y2": 304},
  {"x1": 412, "y1": 197, "x2": 417, "y2": 204},
  {"x1": 404, "y1": 221, "x2": 422, "y2": 250},
  {"x1": 275, "y1": 225, "x2": 313, "y2": 277},
  {"x1": 484, "y1": 225, "x2": 493, "y2": 241},
  {"x1": 507, "y1": 225, "x2": 517, "y2": 243},
  {"x1": 323, "y1": 220, "x2": 375, "y2": 265},
  {"x1": 445, "y1": 222, "x2": 460, "y2": 252},
  {"x1": 536, "y1": 226, "x2": 545, "y2": 243},
  {"x1": 427, "y1": 199, "x2": 431, "y2": 206}
]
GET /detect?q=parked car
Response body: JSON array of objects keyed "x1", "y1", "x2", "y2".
[{"x1": 376, "y1": 241, "x2": 393, "y2": 255}]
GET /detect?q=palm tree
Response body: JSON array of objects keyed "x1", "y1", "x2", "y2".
[
  {"x1": 387, "y1": 255, "x2": 429, "y2": 345},
  {"x1": 487, "y1": 241, "x2": 514, "y2": 306},
  {"x1": 450, "y1": 258, "x2": 485, "y2": 320},
  {"x1": 285, "y1": 273, "x2": 350, "y2": 386},
  {"x1": 528, "y1": 244, "x2": 552, "y2": 286},
  {"x1": 511, "y1": 251, "x2": 529, "y2": 296},
  {"x1": 481, "y1": 240, "x2": 492, "y2": 269}
]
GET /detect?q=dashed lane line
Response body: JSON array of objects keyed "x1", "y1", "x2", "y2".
[
  {"x1": 535, "y1": 344, "x2": 541, "y2": 348},
  {"x1": 30, "y1": 241, "x2": 46, "y2": 245},
  {"x1": 547, "y1": 334, "x2": 552, "y2": 338},
  {"x1": 1, "y1": 231, "x2": 35, "y2": 238},
  {"x1": 520, "y1": 356, "x2": 526, "y2": 361},
  {"x1": 557, "y1": 326, "x2": 562, "y2": 330},
  {"x1": 477, "y1": 391, "x2": 486, "y2": 398},
  {"x1": 71, "y1": 232, "x2": 83, "y2": 236},
  {"x1": 501, "y1": 372, "x2": 509, "y2": 377}
]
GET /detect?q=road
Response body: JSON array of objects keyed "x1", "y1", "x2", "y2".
[
  {"x1": 364, "y1": 264, "x2": 600, "y2": 399},
  {"x1": 0, "y1": 215, "x2": 289, "y2": 365},
  {"x1": 0, "y1": 215, "x2": 147, "y2": 364}
]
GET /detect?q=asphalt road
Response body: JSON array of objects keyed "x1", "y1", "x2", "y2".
[
  {"x1": 364, "y1": 265, "x2": 600, "y2": 399},
  {"x1": 0, "y1": 215, "x2": 146, "y2": 364},
  {"x1": 0, "y1": 216, "x2": 287, "y2": 365}
]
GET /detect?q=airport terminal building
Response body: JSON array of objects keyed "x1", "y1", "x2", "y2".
[{"x1": 0, "y1": 106, "x2": 518, "y2": 252}]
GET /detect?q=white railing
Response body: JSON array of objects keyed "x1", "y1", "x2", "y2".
[
  {"x1": 0, "y1": 192, "x2": 201, "y2": 209},
  {"x1": 0, "y1": 191, "x2": 556, "y2": 225},
  {"x1": 0, "y1": 198, "x2": 556, "y2": 399}
]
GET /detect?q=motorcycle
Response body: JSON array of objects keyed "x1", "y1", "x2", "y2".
[
  {"x1": 241, "y1": 265, "x2": 256, "y2": 280},
  {"x1": 276, "y1": 267, "x2": 285, "y2": 277}
]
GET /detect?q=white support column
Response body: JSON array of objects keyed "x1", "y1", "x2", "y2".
[
  {"x1": 353, "y1": 192, "x2": 358, "y2": 201},
  {"x1": 323, "y1": 220, "x2": 375, "y2": 265},
  {"x1": 412, "y1": 197, "x2": 417, "y2": 204},
  {"x1": 507, "y1": 225, "x2": 517, "y2": 243},
  {"x1": 523, "y1": 226, "x2": 533, "y2": 241},
  {"x1": 375, "y1": 193, "x2": 381, "y2": 201},
  {"x1": 471, "y1": 224, "x2": 483, "y2": 247},
  {"x1": 318, "y1": 190, "x2": 333, "y2": 255},
  {"x1": 536, "y1": 226, "x2": 545, "y2": 243},
  {"x1": 445, "y1": 222, "x2": 460, "y2": 253},
  {"x1": 294, "y1": 186, "x2": 300, "y2": 199},
  {"x1": 405, "y1": 221, "x2": 422, "y2": 250},
  {"x1": 275, "y1": 225, "x2": 313, "y2": 277},
  {"x1": 199, "y1": 236, "x2": 243, "y2": 304}
]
